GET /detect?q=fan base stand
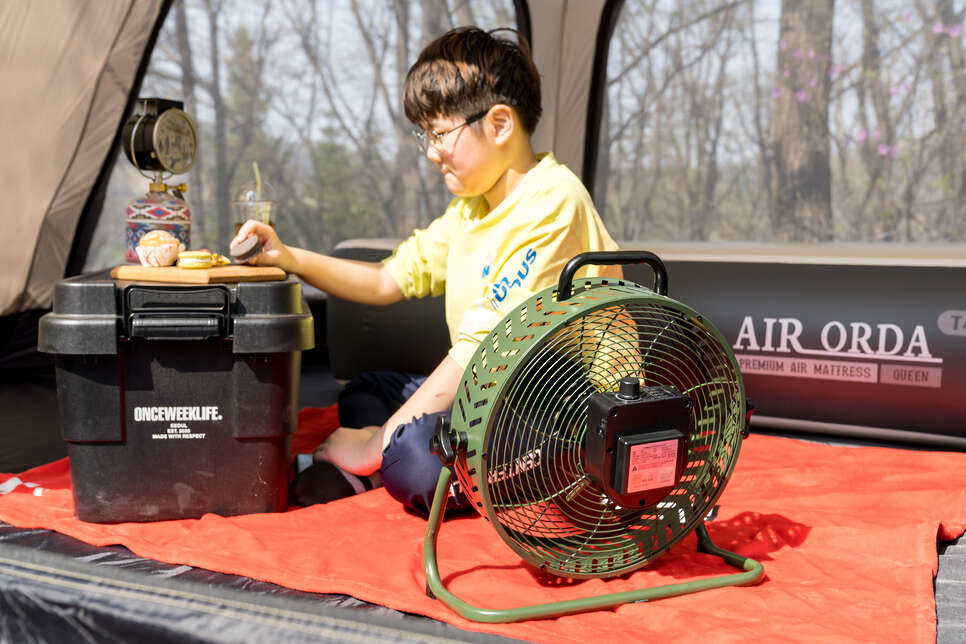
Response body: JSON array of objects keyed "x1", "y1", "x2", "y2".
[{"x1": 424, "y1": 467, "x2": 764, "y2": 623}]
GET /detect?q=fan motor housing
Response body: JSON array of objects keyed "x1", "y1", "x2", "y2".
[{"x1": 584, "y1": 379, "x2": 691, "y2": 509}]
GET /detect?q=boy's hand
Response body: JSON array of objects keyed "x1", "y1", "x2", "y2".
[
  {"x1": 314, "y1": 426, "x2": 384, "y2": 476},
  {"x1": 231, "y1": 220, "x2": 295, "y2": 272}
]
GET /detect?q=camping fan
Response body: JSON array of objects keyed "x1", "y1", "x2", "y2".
[{"x1": 426, "y1": 251, "x2": 764, "y2": 622}]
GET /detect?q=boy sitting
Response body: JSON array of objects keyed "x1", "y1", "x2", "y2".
[{"x1": 233, "y1": 26, "x2": 621, "y2": 514}]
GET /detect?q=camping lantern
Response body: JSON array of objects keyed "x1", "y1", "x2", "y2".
[{"x1": 121, "y1": 97, "x2": 197, "y2": 262}]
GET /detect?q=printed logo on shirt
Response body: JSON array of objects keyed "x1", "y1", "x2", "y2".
[{"x1": 488, "y1": 248, "x2": 537, "y2": 306}]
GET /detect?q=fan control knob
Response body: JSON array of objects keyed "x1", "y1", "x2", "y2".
[{"x1": 617, "y1": 377, "x2": 641, "y2": 400}]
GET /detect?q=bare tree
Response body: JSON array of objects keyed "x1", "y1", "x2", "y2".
[
  {"x1": 937, "y1": 0, "x2": 966, "y2": 239},
  {"x1": 830, "y1": 0, "x2": 960, "y2": 243},
  {"x1": 672, "y1": 9, "x2": 737, "y2": 240},
  {"x1": 851, "y1": 0, "x2": 898, "y2": 240},
  {"x1": 771, "y1": 0, "x2": 835, "y2": 241},
  {"x1": 174, "y1": 0, "x2": 207, "y2": 244},
  {"x1": 594, "y1": 0, "x2": 966, "y2": 245},
  {"x1": 734, "y1": 0, "x2": 776, "y2": 240},
  {"x1": 598, "y1": 1, "x2": 748, "y2": 242}
]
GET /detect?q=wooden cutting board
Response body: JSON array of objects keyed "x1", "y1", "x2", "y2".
[{"x1": 110, "y1": 264, "x2": 286, "y2": 284}]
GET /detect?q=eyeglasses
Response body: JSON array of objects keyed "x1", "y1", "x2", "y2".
[{"x1": 412, "y1": 110, "x2": 489, "y2": 153}]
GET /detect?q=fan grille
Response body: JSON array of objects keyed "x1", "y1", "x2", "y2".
[{"x1": 453, "y1": 279, "x2": 744, "y2": 579}]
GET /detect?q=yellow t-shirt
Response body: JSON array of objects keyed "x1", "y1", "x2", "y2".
[{"x1": 384, "y1": 152, "x2": 620, "y2": 368}]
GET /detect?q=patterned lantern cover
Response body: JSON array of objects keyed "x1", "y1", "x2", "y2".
[{"x1": 125, "y1": 190, "x2": 191, "y2": 263}]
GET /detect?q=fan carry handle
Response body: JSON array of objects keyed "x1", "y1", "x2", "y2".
[{"x1": 557, "y1": 250, "x2": 668, "y2": 300}]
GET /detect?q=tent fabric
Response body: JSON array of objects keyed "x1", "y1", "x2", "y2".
[
  {"x1": 529, "y1": 0, "x2": 607, "y2": 176},
  {"x1": 0, "y1": 0, "x2": 166, "y2": 315},
  {"x1": 0, "y1": 433, "x2": 964, "y2": 643}
]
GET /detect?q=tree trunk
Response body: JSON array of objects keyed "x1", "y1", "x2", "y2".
[
  {"x1": 594, "y1": 89, "x2": 614, "y2": 234},
  {"x1": 416, "y1": 0, "x2": 449, "y2": 225},
  {"x1": 386, "y1": 0, "x2": 412, "y2": 236},
  {"x1": 747, "y1": 0, "x2": 776, "y2": 240},
  {"x1": 453, "y1": 1, "x2": 474, "y2": 27},
  {"x1": 940, "y1": 0, "x2": 966, "y2": 240},
  {"x1": 203, "y1": 0, "x2": 230, "y2": 247},
  {"x1": 771, "y1": 0, "x2": 835, "y2": 241},
  {"x1": 175, "y1": 0, "x2": 206, "y2": 247},
  {"x1": 857, "y1": 0, "x2": 896, "y2": 241}
]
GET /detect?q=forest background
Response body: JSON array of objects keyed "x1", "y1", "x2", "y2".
[{"x1": 86, "y1": 0, "x2": 966, "y2": 271}]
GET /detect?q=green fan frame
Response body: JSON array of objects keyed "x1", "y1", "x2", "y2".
[{"x1": 424, "y1": 251, "x2": 764, "y2": 622}]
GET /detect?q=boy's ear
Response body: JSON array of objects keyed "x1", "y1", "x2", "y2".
[{"x1": 487, "y1": 104, "x2": 515, "y2": 146}]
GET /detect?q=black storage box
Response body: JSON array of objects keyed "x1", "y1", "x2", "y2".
[{"x1": 37, "y1": 272, "x2": 315, "y2": 522}]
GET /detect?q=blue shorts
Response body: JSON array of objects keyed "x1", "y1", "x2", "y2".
[{"x1": 338, "y1": 371, "x2": 469, "y2": 516}]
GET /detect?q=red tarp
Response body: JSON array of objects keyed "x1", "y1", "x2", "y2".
[{"x1": 1, "y1": 424, "x2": 965, "y2": 643}]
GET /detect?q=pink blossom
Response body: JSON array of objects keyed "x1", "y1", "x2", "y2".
[
  {"x1": 877, "y1": 144, "x2": 890, "y2": 155},
  {"x1": 890, "y1": 146, "x2": 900, "y2": 158},
  {"x1": 902, "y1": 13, "x2": 912, "y2": 23},
  {"x1": 772, "y1": 87, "x2": 783, "y2": 98},
  {"x1": 794, "y1": 49, "x2": 804, "y2": 59},
  {"x1": 809, "y1": 78, "x2": 817, "y2": 87},
  {"x1": 808, "y1": 49, "x2": 815, "y2": 58},
  {"x1": 890, "y1": 86, "x2": 900, "y2": 96},
  {"x1": 784, "y1": 69, "x2": 791, "y2": 78},
  {"x1": 857, "y1": 129, "x2": 868, "y2": 143},
  {"x1": 795, "y1": 90, "x2": 807, "y2": 102},
  {"x1": 933, "y1": 21, "x2": 945, "y2": 34},
  {"x1": 948, "y1": 25, "x2": 964, "y2": 37},
  {"x1": 780, "y1": 39, "x2": 787, "y2": 51}
]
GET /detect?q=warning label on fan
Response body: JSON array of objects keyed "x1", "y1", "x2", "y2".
[{"x1": 627, "y1": 439, "x2": 678, "y2": 493}]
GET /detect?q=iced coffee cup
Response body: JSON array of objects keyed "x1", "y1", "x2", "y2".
[
  {"x1": 231, "y1": 167, "x2": 276, "y2": 234},
  {"x1": 231, "y1": 199, "x2": 275, "y2": 235}
]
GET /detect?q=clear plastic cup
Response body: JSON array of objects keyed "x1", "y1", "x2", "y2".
[
  {"x1": 231, "y1": 200, "x2": 275, "y2": 234},
  {"x1": 231, "y1": 178, "x2": 276, "y2": 234}
]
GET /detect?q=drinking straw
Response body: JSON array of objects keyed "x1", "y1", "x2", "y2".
[{"x1": 252, "y1": 161, "x2": 268, "y2": 223}]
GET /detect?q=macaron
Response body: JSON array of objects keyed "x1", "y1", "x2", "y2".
[
  {"x1": 177, "y1": 250, "x2": 215, "y2": 269},
  {"x1": 229, "y1": 235, "x2": 262, "y2": 262},
  {"x1": 177, "y1": 250, "x2": 230, "y2": 269}
]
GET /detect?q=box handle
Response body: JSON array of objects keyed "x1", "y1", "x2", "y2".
[{"x1": 129, "y1": 315, "x2": 224, "y2": 340}]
